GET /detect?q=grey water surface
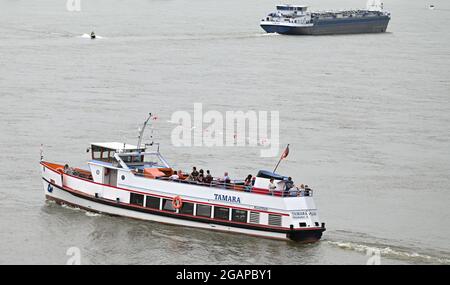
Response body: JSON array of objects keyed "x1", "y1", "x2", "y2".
[{"x1": 0, "y1": 0, "x2": 449, "y2": 264}]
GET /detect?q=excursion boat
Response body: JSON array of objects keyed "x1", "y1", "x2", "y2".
[{"x1": 40, "y1": 115, "x2": 326, "y2": 242}]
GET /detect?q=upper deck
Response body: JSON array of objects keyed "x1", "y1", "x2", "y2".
[{"x1": 83, "y1": 142, "x2": 313, "y2": 199}]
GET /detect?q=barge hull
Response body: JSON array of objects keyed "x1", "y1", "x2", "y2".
[{"x1": 261, "y1": 16, "x2": 390, "y2": 35}]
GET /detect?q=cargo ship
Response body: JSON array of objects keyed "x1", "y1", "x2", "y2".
[{"x1": 260, "y1": 1, "x2": 390, "y2": 35}]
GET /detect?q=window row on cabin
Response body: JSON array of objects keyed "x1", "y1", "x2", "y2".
[{"x1": 129, "y1": 193, "x2": 282, "y2": 226}]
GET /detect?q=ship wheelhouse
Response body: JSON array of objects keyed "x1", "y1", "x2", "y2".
[
  {"x1": 262, "y1": 4, "x2": 311, "y2": 25},
  {"x1": 276, "y1": 4, "x2": 308, "y2": 16}
]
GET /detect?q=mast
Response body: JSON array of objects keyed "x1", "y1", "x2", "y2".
[{"x1": 137, "y1": 113, "x2": 152, "y2": 150}]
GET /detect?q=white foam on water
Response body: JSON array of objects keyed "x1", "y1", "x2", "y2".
[
  {"x1": 327, "y1": 240, "x2": 450, "y2": 265},
  {"x1": 85, "y1": 211, "x2": 102, "y2": 217},
  {"x1": 79, "y1": 34, "x2": 104, "y2": 39}
]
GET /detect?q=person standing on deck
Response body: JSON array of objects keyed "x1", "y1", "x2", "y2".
[{"x1": 268, "y1": 179, "x2": 277, "y2": 195}]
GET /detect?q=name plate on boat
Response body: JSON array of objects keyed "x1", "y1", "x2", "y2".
[
  {"x1": 291, "y1": 210, "x2": 317, "y2": 219},
  {"x1": 214, "y1": 194, "x2": 241, "y2": 204}
]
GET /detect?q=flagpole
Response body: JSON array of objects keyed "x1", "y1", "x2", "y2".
[{"x1": 273, "y1": 144, "x2": 289, "y2": 173}]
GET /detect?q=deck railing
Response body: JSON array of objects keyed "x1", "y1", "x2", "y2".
[{"x1": 133, "y1": 172, "x2": 312, "y2": 198}]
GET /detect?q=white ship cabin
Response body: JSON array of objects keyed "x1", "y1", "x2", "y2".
[
  {"x1": 263, "y1": 4, "x2": 311, "y2": 24},
  {"x1": 83, "y1": 142, "x2": 311, "y2": 198},
  {"x1": 87, "y1": 142, "x2": 170, "y2": 186},
  {"x1": 276, "y1": 4, "x2": 308, "y2": 16}
]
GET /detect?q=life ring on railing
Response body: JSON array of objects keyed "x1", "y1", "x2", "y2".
[{"x1": 172, "y1": 196, "x2": 183, "y2": 210}]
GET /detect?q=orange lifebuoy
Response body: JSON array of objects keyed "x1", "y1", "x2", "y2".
[{"x1": 172, "y1": 196, "x2": 183, "y2": 209}]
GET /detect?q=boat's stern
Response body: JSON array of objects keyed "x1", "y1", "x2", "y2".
[{"x1": 283, "y1": 193, "x2": 326, "y2": 242}]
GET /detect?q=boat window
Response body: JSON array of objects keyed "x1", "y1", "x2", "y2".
[
  {"x1": 93, "y1": 150, "x2": 102, "y2": 159},
  {"x1": 145, "y1": 196, "x2": 160, "y2": 209},
  {"x1": 249, "y1": 212, "x2": 260, "y2": 224},
  {"x1": 196, "y1": 204, "x2": 212, "y2": 218},
  {"x1": 268, "y1": 214, "x2": 282, "y2": 226},
  {"x1": 179, "y1": 202, "x2": 194, "y2": 215},
  {"x1": 214, "y1": 206, "x2": 230, "y2": 220},
  {"x1": 162, "y1": 199, "x2": 176, "y2": 212},
  {"x1": 231, "y1": 209, "x2": 247, "y2": 223},
  {"x1": 130, "y1": 193, "x2": 144, "y2": 206},
  {"x1": 121, "y1": 155, "x2": 144, "y2": 163}
]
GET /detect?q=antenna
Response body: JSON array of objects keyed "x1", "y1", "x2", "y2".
[
  {"x1": 40, "y1": 144, "x2": 44, "y2": 161},
  {"x1": 137, "y1": 113, "x2": 152, "y2": 150}
]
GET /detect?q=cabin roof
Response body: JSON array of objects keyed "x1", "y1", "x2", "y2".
[
  {"x1": 257, "y1": 170, "x2": 288, "y2": 180},
  {"x1": 91, "y1": 142, "x2": 144, "y2": 151}
]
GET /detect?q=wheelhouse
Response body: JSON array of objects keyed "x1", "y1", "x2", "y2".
[{"x1": 276, "y1": 5, "x2": 308, "y2": 16}]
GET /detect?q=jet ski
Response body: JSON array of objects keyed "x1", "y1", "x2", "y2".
[{"x1": 90, "y1": 31, "x2": 96, "y2": 39}]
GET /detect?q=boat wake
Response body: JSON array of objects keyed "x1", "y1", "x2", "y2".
[
  {"x1": 60, "y1": 203, "x2": 102, "y2": 217},
  {"x1": 326, "y1": 240, "x2": 450, "y2": 265},
  {"x1": 80, "y1": 33, "x2": 104, "y2": 39},
  {"x1": 85, "y1": 211, "x2": 102, "y2": 217}
]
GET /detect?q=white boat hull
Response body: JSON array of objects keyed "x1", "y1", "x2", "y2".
[
  {"x1": 43, "y1": 179, "x2": 289, "y2": 240},
  {"x1": 41, "y1": 160, "x2": 325, "y2": 242}
]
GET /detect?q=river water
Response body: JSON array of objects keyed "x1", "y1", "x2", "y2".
[{"x1": 0, "y1": 0, "x2": 449, "y2": 264}]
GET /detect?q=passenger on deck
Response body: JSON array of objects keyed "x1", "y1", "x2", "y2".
[
  {"x1": 296, "y1": 184, "x2": 305, "y2": 196},
  {"x1": 304, "y1": 184, "x2": 311, "y2": 196},
  {"x1": 192, "y1": 167, "x2": 199, "y2": 178},
  {"x1": 63, "y1": 164, "x2": 75, "y2": 175},
  {"x1": 204, "y1": 170, "x2": 213, "y2": 184},
  {"x1": 223, "y1": 172, "x2": 231, "y2": 185},
  {"x1": 251, "y1": 176, "x2": 256, "y2": 186},
  {"x1": 289, "y1": 186, "x2": 299, "y2": 197},
  {"x1": 284, "y1": 177, "x2": 294, "y2": 195},
  {"x1": 187, "y1": 167, "x2": 199, "y2": 181},
  {"x1": 268, "y1": 178, "x2": 277, "y2": 195},
  {"x1": 169, "y1": 171, "x2": 179, "y2": 180},
  {"x1": 244, "y1": 174, "x2": 253, "y2": 192},
  {"x1": 197, "y1": 169, "x2": 205, "y2": 183}
]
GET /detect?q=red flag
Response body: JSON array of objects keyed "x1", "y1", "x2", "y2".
[{"x1": 281, "y1": 144, "x2": 289, "y2": 159}]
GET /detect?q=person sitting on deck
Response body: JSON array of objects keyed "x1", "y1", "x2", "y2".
[
  {"x1": 223, "y1": 172, "x2": 231, "y2": 185},
  {"x1": 197, "y1": 169, "x2": 205, "y2": 183},
  {"x1": 304, "y1": 184, "x2": 311, "y2": 196},
  {"x1": 191, "y1": 167, "x2": 199, "y2": 178},
  {"x1": 244, "y1": 174, "x2": 253, "y2": 192},
  {"x1": 289, "y1": 186, "x2": 299, "y2": 197},
  {"x1": 169, "y1": 171, "x2": 179, "y2": 180},
  {"x1": 177, "y1": 170, "x2": 184, "y2": 179},
  {"x1": 187, "y1": 166, "x2": 199, "y2": 181},
  {"x1": 268, "y1": 178, "x2": 277, "y2": 195},
  {"x1": 204, "y1": 170, "x2": 213, "y2": 184},
  {"x1": 63, "y1": 164, "x2": 75, "y2": 175},
  {"x1": 294, "y1": 184, "x2": 305, "y2": 197}
]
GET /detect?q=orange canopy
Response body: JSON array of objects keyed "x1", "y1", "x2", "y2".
[{"x1": 143, "y1": 168, "x2": 166, "y2": 179}]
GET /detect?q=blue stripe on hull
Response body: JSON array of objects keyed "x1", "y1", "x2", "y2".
[{"x1": 261, "y1": 16, "x2": 390, "y2": 35}]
